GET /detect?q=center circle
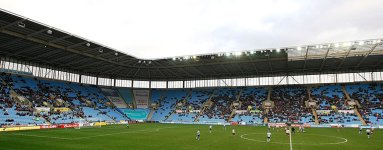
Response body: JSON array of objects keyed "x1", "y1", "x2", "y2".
[{"x1": 240, "y1": 133, "x2": 348, "y2": 145}]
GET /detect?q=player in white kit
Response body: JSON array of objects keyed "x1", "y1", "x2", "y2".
[
  {"x1": 285, "y1": 128, "x2": 290, "y2": 137},
  {"x1": 267, "y1": 131, "x2": 272, "y2": 142},
  {"x1": 359, "y1": 126, "x2": 362, "y2": 134},
  {"x1": 196, "y1": 129, "x2": 200, "y2": 140},
  {"x1": 366, "y1": 128, "x2": 371, "y2": 139}
]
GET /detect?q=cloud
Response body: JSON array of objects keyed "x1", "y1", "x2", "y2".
[{"x1": 0, "y1": 0, "x2": 382, "y2": 59}]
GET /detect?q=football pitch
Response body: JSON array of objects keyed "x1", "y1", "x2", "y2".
[{"x1": 0, "y1": 123, "x2": 382, "y2": 150}]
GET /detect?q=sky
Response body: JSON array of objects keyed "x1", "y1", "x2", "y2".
[{"x1": 0, "y1": 0, "x2": 382, "y2": 59}]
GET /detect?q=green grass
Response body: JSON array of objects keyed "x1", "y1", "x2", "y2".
[{"x1": 1, "y1": 123, "x2": 382, "y2": 150}]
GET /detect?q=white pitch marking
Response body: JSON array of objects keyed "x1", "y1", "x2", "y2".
[{"x1": 240, "y1": 133, "x2": 348, "y2": 145}]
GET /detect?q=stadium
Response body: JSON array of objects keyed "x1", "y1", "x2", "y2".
[{"x1": 1, "y1": 1, "x2": 383, "y2": 150}]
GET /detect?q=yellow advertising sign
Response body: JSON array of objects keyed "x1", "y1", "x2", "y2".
[{"x1": 54, "y1": 107, "x2": 71, "y2": 112}]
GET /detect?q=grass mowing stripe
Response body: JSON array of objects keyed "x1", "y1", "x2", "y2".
[
  {"x1": 0, "y1": 124, "x2": 382, "y2": 150},
  {"x1": 8, "y1": 126, "x2": 176, "y2": 141}
]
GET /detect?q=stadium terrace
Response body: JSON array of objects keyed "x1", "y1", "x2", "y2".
[{"x1": 0, "y1": 7, "x2": 383, "y2": 150}]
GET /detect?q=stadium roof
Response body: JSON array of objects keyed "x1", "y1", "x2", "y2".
[{"x1": 0, "y1": 9, "x2": 383, "y2": 81}]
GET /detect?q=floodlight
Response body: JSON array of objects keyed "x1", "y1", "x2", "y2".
[
  {"x1": 46, "y1": 29, "x2": 53, "y2": 34},
  {"x1": 342, "y1": 42, "x2": 352, "y2": 47},
  {"x1": 183, "y1": 56, "x2": 189, "y2": 60},
  {"x1": 86, "y1": 43, "x2": 91, "y2": 47},
  {"x1": 276, "y1": 48, "x2": 281, "y2": 53},
  {"x1": 114, "y1": 52, "x2": 118, "y2": 56},
  {"x1": 234, "y1": 52, "x2": 242, "y2": 56},
  {"x1": 297, "y1": 47, "x2": 302, "y2": 51},
  {"x1": 17, "y1": 22, "x2": 25, "y2": 28},
  {"x1": 192, "y1": 56, "x2": 197, "y2": 59},
  {"x1": 172, "y1": 57, "x2": 177, "y2": 61}
]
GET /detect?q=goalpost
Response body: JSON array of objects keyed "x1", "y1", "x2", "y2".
[
  {"x1": 74, "y1": 118, "x2": 85, "y2": 129},
  {"x1": 74, "y1": 118, "x2": 102, "y2": 129}
]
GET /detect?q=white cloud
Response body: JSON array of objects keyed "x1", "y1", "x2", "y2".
[{"x1": 0, "y1": 0, "x2": 382, "y2": 59}]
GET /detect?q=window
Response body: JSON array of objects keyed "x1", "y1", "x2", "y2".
[
  {"x1": 98, "y1": 77, "x2": 114, "y2": 86},
  {"x1": 81, "y1": 75, "x2": 97, "y2": 85},
  {"x1": 168, "y1": 81, "x2": 183, "y2": 88},
  {"x1": 184, "y1": 80, "x2": 195, "y2": 88},
  {"x1": 116, "y1": 79, "x2": 132, "y2": 87},
  {"x1": 246, "y1": 77, "x2": 259, "y2": 86},
  {"x1": 151, "y1": 81, "x2": 167, "y2": 88},
  {"x1": 133, "y1": 80, "x2": 150, "y2": 88}
]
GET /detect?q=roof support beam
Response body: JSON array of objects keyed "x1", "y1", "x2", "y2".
[
  {"x1": 220, "y1": 64, "x2": 232, "y2": 76},
  {"x1": 34, "y1": 50, "x2": 62, "y2": 59},
  {"x1": 337, "y1": 46, "x2": 354, "y2": 69},
  {"x1": 26, "y1": 28, "x2": 50, "y2": 37},
  {"x1": 319, "y1": 48, "x2": 331, "y2": 71},
  {"x1": 354, "y1": 43, "x2": 380, "y2": 69},
  {"x1": 48, "y1": 35, "x2": 72, "y2": 43},
  {"x1": 150, "y1": 61, "x2": 178, "y2": 78},
  {"x1": 62, "y1": 58, "x2": 91, "y2": 66},
  {"x1": 0, "y1": 39, "x2": 23, "y2": 47},
  {"x1": 267, "y1": 56, "x2": 273, "y2": 72},
  {"x1": 167, "y1": 60, "x2": 198, "y2": 77},
  {"x1": 156, "y1": 68, "x2": 166, "y2": 77},
  {"x1": 0, "y1": 29, "x2": 140, "y2": 69},
  {"x1": 247, "y1": 56, "x2": 260, "y2": 74},
  {"x1": 190, "y1": 66, "x2": 204, "y2": 77},
  {"x1": 235, "y1": 63, "x2": 246, "y2": 76},
  {"x1": 85, "y1": 64, "x2": 114, "y2": 72},
  {"x1": 14, "y1": 44, "x2": 44, "y2": 55},
  {"x1": 0, "y1": 19, "x2": 26, "y2": 30},
  {"x1": 0, "y1": 49, "x2": 63, "y2": 67},
  {"x1": 81, "y1": 46, "x2": 103, "y2": 53},
  {"x1": 103, "y1": 66, "x2": 123, "y2": 74},
  {"x1": 51, "y1": 54, "x2": 77, "y2": 62},
  {"x1": 66, "y1": 41, "x2": 88, "y2": 49},
  {"x1": 163, "y1": 68, "x2": 182, "y2": 79},
  {"x1": 75, "y1": 61, "x2": 104, "y2": 69},
  {"x1": 302, "y1": 46, "x2": 310, "y2": 70},
  {"x1": 155, "y1": 57, "x2": 286, "y2": 69}
]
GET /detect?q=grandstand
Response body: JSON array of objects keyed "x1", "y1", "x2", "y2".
[{"x1": 0, "y1": 7, "x2": 383, "y2": 150}]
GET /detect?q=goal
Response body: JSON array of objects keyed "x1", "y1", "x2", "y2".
[{"x1": 75, "y1": 118, "x2": 102, "y2": 129}]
